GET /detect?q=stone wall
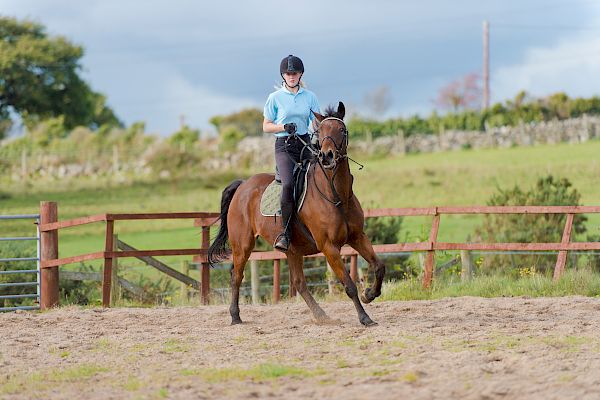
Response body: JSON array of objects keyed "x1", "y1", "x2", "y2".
[
  {"x1": 227, "y1": 115, "x2": 600, "y2": 169},
  {"x1": 352, "y1": 115, "x2": 600, "y2": 155},
  {"x1": 5, "y1": 115, "x2": 599, "y2": 180}
]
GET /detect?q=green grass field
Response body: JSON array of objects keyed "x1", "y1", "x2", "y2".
[{"x1": 1, "y1": 140, "x2": 600, "y2": 275}]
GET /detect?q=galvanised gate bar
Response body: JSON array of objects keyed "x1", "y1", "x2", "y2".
[{"x1": 0, "y1": 213, "x2": 41, "y2": 312}]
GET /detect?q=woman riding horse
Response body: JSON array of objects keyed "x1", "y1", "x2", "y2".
[
  {"x1": 208, "y1": 56, "x2": 386, "y2": 326},
  {"x1": 262, "y1": 55, "x2": 320, "y2": 251}
]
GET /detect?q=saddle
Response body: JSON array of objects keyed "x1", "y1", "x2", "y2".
[{"x1": 260, "y1": 160, "x2": 310, "y2": 217}]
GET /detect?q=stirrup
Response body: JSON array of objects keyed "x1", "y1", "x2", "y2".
[{"x1": 274, "y1": 233, "x2": 290, "y2": 251}]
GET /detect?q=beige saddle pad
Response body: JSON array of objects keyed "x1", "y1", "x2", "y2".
[{"x1": 260, "y1": 174, "x2": 309, "y2": 217}]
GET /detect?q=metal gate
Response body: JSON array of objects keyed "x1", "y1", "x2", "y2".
[{"x1": 0, "y1": 214, "x2": 41, "y2": 311}]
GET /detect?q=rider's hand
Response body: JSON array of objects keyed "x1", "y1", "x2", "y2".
[{"x1": 283, "y1": 123, "x2": 297, "y2": 135}]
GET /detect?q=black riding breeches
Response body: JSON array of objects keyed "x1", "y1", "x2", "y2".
[{"x1": 274, "y1": 134, "x2": 310, "y2": 232}]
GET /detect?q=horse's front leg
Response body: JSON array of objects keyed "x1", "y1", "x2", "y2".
[
  {"x1": 349, "y1": 232, "x2": 386, "y2": 304},
  {"x1": 322, "y1": 243, "x2": 376, "y2": 326}
]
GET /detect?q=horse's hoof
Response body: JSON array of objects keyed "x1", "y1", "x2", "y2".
[
  {"x1": 361, "y1": 288, "x2": 379, "y2": 304},
  {"x1": 360, "y1": 316, "x2": 377, "y2": 327},
  {"x1": 231, "y1": 318, "x2": 243, "y2": 325}
]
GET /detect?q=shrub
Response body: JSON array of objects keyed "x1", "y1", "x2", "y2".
[
  {"x1": 169, "y1": 125, "x2": 200, "y2": 148},
  {"x1": 59, "y1": 264, "x2": 100, "y2": 305},
  {"x1": 475, "y1": 175, "x2": 586, "y2": 273},
  {"x1": 144, "y1": 142, "x2": 201, "y2": 177},
  {"x1": 219, "y1": 125, "x2": 245, "y2": 152}
]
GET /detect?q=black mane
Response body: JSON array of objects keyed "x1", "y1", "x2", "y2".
[{"x1": 323, "y1": 105, "x2": 344, "y2": 120}]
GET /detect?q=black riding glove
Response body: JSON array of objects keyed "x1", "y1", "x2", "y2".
[{"x1": 283, "y1": 123, "x2": 297, "y2": 135}]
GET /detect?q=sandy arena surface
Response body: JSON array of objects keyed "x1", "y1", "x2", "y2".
[{"x1": 2, "y1": 296, "x2": 600, "y2": 399}]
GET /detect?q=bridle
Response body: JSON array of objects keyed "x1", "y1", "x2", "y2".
[
  {"x1": 313, "y1": 117, "x2": 349, "y2": 170},
  {"x1": 311, "y1": 117, "x2": 357, "y2": 210}
]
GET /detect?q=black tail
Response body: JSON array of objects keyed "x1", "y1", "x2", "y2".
[{"x1": 208, "y1": 179, "x2": 244, "y2": 266}]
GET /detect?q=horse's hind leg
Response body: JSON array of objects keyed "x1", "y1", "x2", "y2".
[
  {"x1": 287, "y1": 251, "x2": 330, "y2": 323},
  {"x1": 349, "y1": 232, "x2": 386, "y2": 304},
  {"x1": 229, "y1": 235, "x2": 253, "y2": 325}
]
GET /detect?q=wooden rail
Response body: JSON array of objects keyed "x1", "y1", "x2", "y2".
[
  {"x1": 194, "y1": 205, "x2": 600, "y2": 293},
  {"x1": 38, "y1": 202, "x2": 600, "y2": 309},
  {"x1": 38, "y1": 202, "x2": 219, "y2": 308}
]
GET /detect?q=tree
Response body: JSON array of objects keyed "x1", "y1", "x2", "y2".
[
  {"x1": 209, "y1": 108, "x2": 263, "y2": 137},
  {"x1": 169, "y1": 125, "x2": 200, "y2": 148},
  {"x1": 363, "y1": 86, "x2": 393, "y2": 117},
  {"x1": 0, "y1": 16, "x2": 120, "y2": 138},
  {"x1": 435, "y1": 72, "x2": 482, "y2": 112},
  {"x1": 543, "y1": 92, "x2": 571, "y2": 120}
]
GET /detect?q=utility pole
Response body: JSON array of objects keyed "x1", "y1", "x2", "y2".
[{"x1": 482, "y1": 20, "x2": 490, "y2": 110}]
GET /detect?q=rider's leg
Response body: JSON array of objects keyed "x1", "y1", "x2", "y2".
[{"x1": 274, "y1": 138, "x2": 298, "y2": 251}]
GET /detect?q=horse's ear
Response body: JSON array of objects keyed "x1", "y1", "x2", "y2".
[
  {"x1": 312, "y1": 109, "x2": 325, "y2": 123},
  {"x1": 337, "y1": 102, "x2": 345, "y2": 120}
]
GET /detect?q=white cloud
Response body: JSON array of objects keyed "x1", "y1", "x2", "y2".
[{"x1": 492, "y1": 4, "x2": 600, "y2": 102}]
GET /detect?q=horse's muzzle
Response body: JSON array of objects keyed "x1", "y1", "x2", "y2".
[{"x1": 319, "y1": 149, "x2": 336, "y2": 169}]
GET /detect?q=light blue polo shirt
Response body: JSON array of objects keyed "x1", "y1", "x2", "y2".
[{"x1": 263, "y1": 87, "x2": 320, "y2": 138}]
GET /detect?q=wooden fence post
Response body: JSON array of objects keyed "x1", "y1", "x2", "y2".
[
  {"x1": 418, "y1": 252, "x2": 426, "y2": 274},
  {"x1": 350, "y1": 255, "x2": 358, "y2": 283},
  {"x1": 201, "y1": 226, "x2": 210, "y2": 305},
  {"x1": 289, "y1": 262, "x2": 297, "y2": 298},
  {"x1": 357, "y1": 264, "x2": 364, "y2": 286},
  {"x1": 272, "y1": 259, "x2": 280, "y2": 303},
  {"x1": 460, "y1": 250, "x2": 473, "y2": 281},
  {"x1": 110, "y1": 234, "x2": 120, "y2": 306},
  {"x1": 251, "y1": 260, "x2": 260, "y2": 305},
  {"x1": 327, "y1": 262, "x2": 335, "y2": 295},
  {"x1": 423, "y1": 212, "x2": 440, "y2": 288},
  {"x1": 180, "y1": 260, "x2": 190, "y2": 301},
  {"x1": 40, "y1": 201, "x2": 59, "y2": 309},
  {"x1": 553, "y1": 213, "x2": 574, "y2": 282},
  {"x1": 102, "y1": 220, "x2": 114, "y2": 308}
]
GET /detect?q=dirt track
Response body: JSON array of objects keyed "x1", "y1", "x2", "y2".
[{"x1": 2, "y1": 296, "x2": 600, "y2": 399}]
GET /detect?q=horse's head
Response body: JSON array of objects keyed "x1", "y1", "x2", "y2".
[{"x1": 312, "y1": 102, "x2": 347, "y2": 169}]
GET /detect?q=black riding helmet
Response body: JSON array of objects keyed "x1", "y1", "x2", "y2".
[
  {"x1": 280, "y1": 55, "x2": 304, "y2": 89},
  {"x1": 280, "y1": 55, "x2": 304, "y2": 75}
]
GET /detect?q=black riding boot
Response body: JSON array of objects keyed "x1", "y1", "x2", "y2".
[{"x1": 274, "y1": 201, "x2": 294, "y2": 251}]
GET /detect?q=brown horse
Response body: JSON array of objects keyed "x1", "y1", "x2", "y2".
[{"x1": 208, "y1": 102, "x2": 386, "y2": 326}]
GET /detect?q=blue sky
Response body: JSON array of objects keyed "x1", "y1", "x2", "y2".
[{"x1": 2, "y1": 0, "x2": 599, "y2": 135}]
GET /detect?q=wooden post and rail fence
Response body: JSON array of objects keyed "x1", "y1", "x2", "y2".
[{"x1": 38, "y1": 201, "x2": 600, "y2": 310}]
